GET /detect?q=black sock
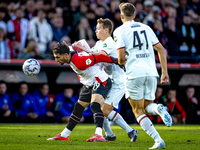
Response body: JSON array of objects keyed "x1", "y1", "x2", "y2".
[
  {"x1": 67, "y1": 102, "x2": 85, "y2": 131},
  {"x1": 90, "y1": 102, "x2": 104, "y2": 128}
]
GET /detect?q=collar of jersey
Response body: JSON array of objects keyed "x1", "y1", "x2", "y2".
[
  {"x1": 69, "y1": 51, "x2": 77, "y2": 63},
  {"x1": 101, "y1": 36, "x2": 112, "y2": 44},
  {"x1": 124, "y1": 20, "x2": 135, "y2": 25}
]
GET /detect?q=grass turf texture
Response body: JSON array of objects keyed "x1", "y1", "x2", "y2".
[{"x1": 0, "y1": 124, "x2": 199, "y2": 150}]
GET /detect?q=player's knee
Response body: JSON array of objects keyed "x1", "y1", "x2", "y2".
[
  {"x1": 101, "y1": 108, "x2": 109, "y2": 117},
  {"x1": 101, "y1": 104, "x2": 112, "y2": 117},
  {"x1": 91, "y1": 94, "x2": 104, "y2": 105},
  {"x1": 77, "y1": 100, "x2": 89, "y2": 108}
]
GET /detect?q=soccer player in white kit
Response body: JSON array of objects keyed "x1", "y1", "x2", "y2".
[
  {"x1": 47, "y1": 41, "x2": 119, "y2": 142},
  {"x1": 114, "y1": 3, "x2": 172, "y2": 149},
  {"x1": 74, "y1": 18, "x2": 138, "y2": 142}
]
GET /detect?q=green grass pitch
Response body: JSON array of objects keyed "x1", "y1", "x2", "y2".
[{"x1": 0, "y1": 124, "x2": 199, "y2": 150}]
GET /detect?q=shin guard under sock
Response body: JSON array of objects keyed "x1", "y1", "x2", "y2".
[
  {"x1": 67, "y1": 102, "x2": 85, "y2": 131},
  {"x1": 90, "y1": 102, "x2": 104, "y2": 128}
]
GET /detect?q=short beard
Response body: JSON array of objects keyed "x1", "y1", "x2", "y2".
[{"x1": 60, "y1": 57, "x2": 67, "y2": 65}]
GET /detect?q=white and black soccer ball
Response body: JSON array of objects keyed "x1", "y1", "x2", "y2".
[{"x1": 22, "y1": 59, "x2": 41, "y2": 76}]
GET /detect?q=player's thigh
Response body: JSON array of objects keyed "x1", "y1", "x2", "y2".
[
  {"x1": 125, "y1": 77, "x2": 146, "y2": 100},
  {"x1": 91, "y1": 94, "x2": 104, "y2": 105},
  {"x1": 144, "y1": 76, "x2": 157, "y2": 101},
  {"x1": 91, "y1": 77, "x2": 112, "y2": 105},
  {"x1": 104, "y1": 86, "x2": 125, "y2": 109},
  {"x1": 78, "y1": 85, "x2": 92, "y2": 106}
]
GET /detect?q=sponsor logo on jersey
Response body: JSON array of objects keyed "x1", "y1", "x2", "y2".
[
  {"x1": 114, "y1": 36, "x2": 117, "y2": 42},
  {"x1": 103, "y1": 43, "x2": 107, "y2": 47},
  {"x1": 86, "y1": 58, "x2": 92, "y2": 65}
]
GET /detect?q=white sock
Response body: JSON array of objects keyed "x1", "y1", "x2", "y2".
[
  {"x1": 60, "y1": 128, "x2": 71, "y2": 138},
  {"x1": 103, "y1": 117, "x2": 114, "y2": 136},
  {"x1": 108, "y1": 110, "x2": 132, "y2": 133},
  {"x1": 95, "y1": 127, "x2": 102, "y2": 136},
  {"x1": 137, "y1": 114, "x2": 162, "y2": 143},
  {"x1": 145, "y1": 103, "x2": 158, "y2": 115}
]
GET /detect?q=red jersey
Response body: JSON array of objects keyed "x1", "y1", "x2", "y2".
[{"x1": 69, "y1": 46, "x2": 117, "y2": 86}]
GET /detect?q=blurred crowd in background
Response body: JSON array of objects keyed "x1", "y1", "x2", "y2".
[
  {"x1": 0, "y1": 80, "x2": 200, "y2": 124},
  {"x1": 0, "y1": 0, "x2": 200, "y2": 62},
  {"x1": 0, "y1": 80, "x2": 121, "y2": 124}
]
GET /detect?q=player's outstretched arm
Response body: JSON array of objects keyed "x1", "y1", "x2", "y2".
[
  {"x1": 153, "y1": 43, "x2": 169, "y2": 84},
  {"x1": 73, "y1": 41, "x2": 107, "y2": 56},
  {"x1": 71, "y1": 53, "x2": 118, "y2": 70},
  {"x1": 93, "y1": 54, "x2": 118, "y2": 64},
  {"x1": 72, "y1": 41, "x2": 95, "y2": 54}
]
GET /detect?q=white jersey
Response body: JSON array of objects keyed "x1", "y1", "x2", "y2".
[
  {"x1": 91, "y1": 37, "x2": 125, "y2": 88},
  {"x1": 113, "y1": 20, "x2": 159, "y2": 79},
  {"x1": 69, "y1": 40, "x2": 108, "y2": 86}
]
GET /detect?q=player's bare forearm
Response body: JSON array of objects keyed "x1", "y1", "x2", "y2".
[
  {"x1": 82, "y1": 47, "x2": 94, "y2": 54},
  {"x1": 153, "y1": 43, "x2": 168, "y2": 74},
  {"x1": 117, "y1": 48, "x2": 126, "y2": 65},
  {"x1": 153, "y1": 43, "x2": 169, "y2": 84},
  {"x1": 158, "y1": 50, "x2": 168, "y2": 74},
  {"x1": 74, "y1": 42, "x2": 95, "y2": 54}
]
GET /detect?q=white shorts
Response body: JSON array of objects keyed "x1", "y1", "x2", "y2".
[
  {"x1": 104, "y1": 86, "x2": 125, "y2": 109},
  {"x1": 125, "y1": 76, "x2": 157, "y2": 100}
]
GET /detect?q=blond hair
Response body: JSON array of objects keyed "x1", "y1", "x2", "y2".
[{"x1": 97, "y1": 18, "x2": 113, "y2": 34}]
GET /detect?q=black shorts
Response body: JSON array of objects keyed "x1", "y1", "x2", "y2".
[{"x1": 79, "y1": 78, "x2": 112, "y2": 102}]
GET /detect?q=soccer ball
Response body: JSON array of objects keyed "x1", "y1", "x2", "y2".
[{"x1": 22, "y1": 59, "x2": 41, "y2": 76}]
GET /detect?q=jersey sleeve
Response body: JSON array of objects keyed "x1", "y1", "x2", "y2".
[
  {"x1": 71, "y1": 53, "x2": 118, "y2": 70},
  {"x1": 78, "y1": 39, "x2": 91, "y2": 51},
  {"x1": 147, "y1": 26, "x2": 159, "y2": 46},
  {"x1": 90, "y1": 42, "x2": 99, "y2": 53},
  {"x1": 113, "y1": 29, "x2": 125, "y2": 50}
]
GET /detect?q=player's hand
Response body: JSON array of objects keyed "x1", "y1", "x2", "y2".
[
  {"x1": 73, "y1": 42, "x2": 83, "y2": 49},
  {"x1": 63, "y1": 41, "x2": 69, "y2": 47},
  {"x1": 160, "y1": 73, "x2": 169, "y2": 84},
  {"x1": 72, "y1": 41, "x2": 77, "y2": 45}
]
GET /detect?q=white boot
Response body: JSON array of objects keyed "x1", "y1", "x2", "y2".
[
  {"x1": 149, "y1": 140, "x2": 165, "y2": 149},
  {"x1": 157, "y1": 104, "x2": 172, "y2": 127}
]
